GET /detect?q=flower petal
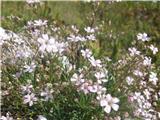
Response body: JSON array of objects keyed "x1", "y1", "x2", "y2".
[
  {"x1": 29, "y1": 101, "x2": 33, "y2": 106},
  {"x1": 112, "y1": 97, "x2": 120, "y2": 103},
  {"x1": 112, "y1": 104, "x2": 119, "y2": 111},
  {"x1": 106, "y1": 94, "x2": 112, "y2": 101},
  {"x1": 42, "y1": 34, "x2": 49, "y2": 40},
  {"x1": 100, "y1": 99, "x2": 108, "y2": 107},
  {"x1": 104, "y1": 105, "x2": 111, "y2": 113}
]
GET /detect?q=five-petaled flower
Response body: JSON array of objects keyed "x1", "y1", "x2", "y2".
[
  {"x1": 23, "y1": 93, "x2": 38, "y2": 106},
  {"x1": 100, "y1": 94, "x2": 120, "y2": 113}
]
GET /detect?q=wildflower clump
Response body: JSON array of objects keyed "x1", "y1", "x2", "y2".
[{"x1": 1, "y1": 1, "x2": 160, "y2": 120}]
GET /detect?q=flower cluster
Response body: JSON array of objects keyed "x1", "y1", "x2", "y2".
[
  {"x1": 116, "y1": 33, "x2": 160, "y2": 120},
  {"x1": 37, "y1": 34, "x2": 67, "y2": 54},
  {"x1": 67, "y1": 26, "x2": 96, "y2": 42},
  {"x1": 0, "y1": 112, "x2": 13, "y2": 120},
  {"x1": 70, "y1": 48, "x2": 119, "y2": 113},
  {"x1": 98, "y1": 94, "x2": 119, "y2": 113},
  {"x1": 26, "y1": 0, "x2": 40, "y2": 4}
]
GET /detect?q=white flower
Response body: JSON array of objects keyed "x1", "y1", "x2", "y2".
[
  {"x1": 56, "y1": 42, "x2": 67, "y2": 54},
  {"x1": 88, "y1": 84, "x2": 106, "y2": 94},
  {"x1": 37, "y1": 115, "x2": 47, "y2": 120},
  {"x1": 27, "y1": 21, "x2": 33, "y2": 26},
  {"x1": 143, "y1": 89, "x2": 151, "y2": 100},
  {"x1": 81, "y1": 49, "x2": 92, "y2": 58},
  {"x1": 0, "y1": 116, "x2": 12, "y2": 120},
  {"x1": 23, "y1": 93, "x2": 38, "y2": 106},
  {"x1": 79, "y1": 36, "x2": 87, "y2": 42},
  {"x1": 100, "y1": 98, "x2": 108, "y2": 107},
  {"x1": 143, "y1": 57, "x2": 151, "y2": 66},
  {"x1": 158, "y1": 112, "x2": 160, "y2": 118},
  {"x1": 86, "y1": 34, "x2": 96, "y2": 41},
  {"x1": 126, "y1": 76, "x2": 134, "y2": 85},
  {"x1": 71, "y1": 25, "x2": 79, "y2": 33},
  {"x1": 100, "y1": 94, "x2": 119, "y2": 113},
  {"x1": 24, "y1": 62, "x2": 36, "y2": 73},
  {"x1": 149, "y1": 45, "x2": 158, "y2": 55},
  {"x1": 0, "y1": 112, "x2": 13, "y2": 120},
  {"x1": 59, "y1": 56, "x2": 73, "y2": 72},
  {"x1": 26, "y1": 0, "x2": 40, "y2": 4},
  {"x1": 95, "y1": 72, "x2": 105, "y2": 80},
  {"x1": 80, "y1": 82, "x2": 90, "y2": 94},
  {"x1": 137, "y1": 33, "x2": 149, "y2": 42},
  {"x1": 71, "y1": 73, "x2": 85, "y2": 85},
  {"x1": 52, "y1": 27, "x2": 60, "y2": 32},
  {"x1": 95, "y1": 71, "x2": 107, "y2": 84},
  {"x1": 114, "y1": 116, "x2": 121, "y2": 120},
  {"x1": 38, "y1": 34, "x2": 56, "y2": 53},
  {"x1": 128, "y1": 47, "x2": 140, "y2": 56},
  {"x1": 105, "y1": 57, "x2": 112, "y2": 62},
  {"x1": 149, "y1": 72, "x2": 158, "y2": 85},
  {"x1": 140, "y1": 81, "x2": 146, "y2": 87},
  {"x1": 67, "y1": 34, "x2": 86, "y2": 42},
  {"x1": 67, "y1": 35, "x2": 77, "y2": 42},
  {"x1": 71, "y1": 73, "x2": 78, "y2": 82},
  {"x1": 134, "y1": 70, "x2": 143, "y2": 77},
  {"x1": 97, "y1": 94, "x2": 105, "y2": 100},
  {"x1": 21, "y1": 84, "x2": 33, "y2": 94},
  {"x1": 144, "y1": 101, "x2": 151, "y2": 109},
  {"x1": 158, "y1": 91, "x2": 160, "y2": 97},
  {"x1": 88, "y1": 84, "x2": 98, "y2": 93},
  {"x1": 89, "y1": 57, "x2": 102, "y2": 67},
  {"x1": 34, "y1": 19, "x2": 47, "y2": 26},
  {"x1": 31, "y1": 29, "x2": 41, "y2": 36},
  {"x1": 41, "y1": 87, "x2": 54, "y2": 101},
  {"x1": 96, "y1": 86, "x2": 106, "y2": 95},
  {"x1": 84, "y1": 27, "x2": 95, "y2": 33},
  {"x1": 16, "y1": 47, "x2": 33, "y2": 58},
  {"x1": 133, "y1": 92, "x2": 141, "y2": 100},
  {"x1": 38, "y1": 34, "x2": 66, "y2": 53}
]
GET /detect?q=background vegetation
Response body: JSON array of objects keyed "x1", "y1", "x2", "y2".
[{"x1": 1, "y1": 1, "x2": 160, "y2": 62}]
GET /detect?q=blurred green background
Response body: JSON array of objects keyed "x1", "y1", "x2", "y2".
[{"x1": 1, "y1": 1, "x2": 160, "y2": 62}]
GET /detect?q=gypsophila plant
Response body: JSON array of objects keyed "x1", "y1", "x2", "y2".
[{"x1": 1, "y1": 1, "x2": 160, "y2": 120}]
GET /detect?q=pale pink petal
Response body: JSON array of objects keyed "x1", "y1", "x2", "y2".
[
  {"x1": 100, "y1": 99, "x2": 108, "y2": 107},
  {"x1": 37, "y1": 38, "x2": 44, "y2": 44},
  {"x1": 112, "y1": 97, "x2": 120, "y2": 103},
  {"x1": 104, "y1": 105, "x2": 111, "y2": 113},
  {"x1": 29, "y1": 101, "x2": 33, "y2": 106},
  {"x1": 46, "y1": 45, "x2": 52, "y2": 52},
  {"x1": 39, "y1": 45, "x2": 46, "y2": 52},
  {"x1": 49, "y1": 38, "x2": 55, "y2": 44},
  {"x1": 106, "y1": 94, "x2": 112, "y2": 101},
  {"x1": 111, "y1": 104, "x2": 119, "y2": 111},
  {"x1": 23, "y1": 98, "x2": 29, "y2": 104},
  {"x1": 42, "y1": 34, "x2": 49, "y2": 40}
]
